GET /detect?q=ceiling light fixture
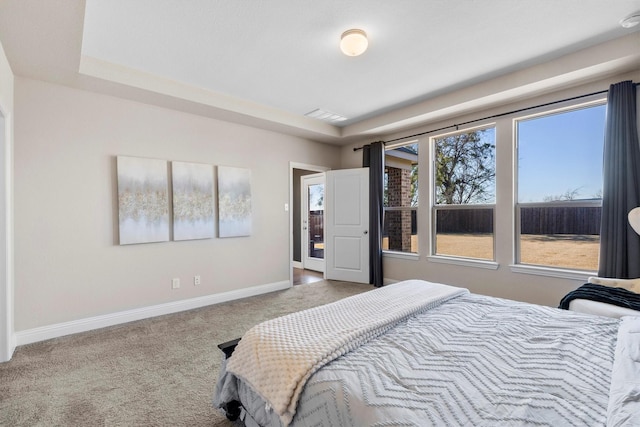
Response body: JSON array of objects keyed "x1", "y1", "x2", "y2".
[
  {"x1": 340, "y1": 29, "x2": 368, "y2": 56},
  {"x1": 619, "y1": 12, "x2": 640, "y2": 28}
]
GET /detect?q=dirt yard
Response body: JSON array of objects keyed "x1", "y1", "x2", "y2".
[
  {"x1": 384, "y1": 234, "x2": 599, "y2": 271},
  {"x1": 518, "y1": 234, "x2": 599, "y2": 271}
]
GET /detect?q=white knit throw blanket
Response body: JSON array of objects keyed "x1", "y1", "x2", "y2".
[{"x1": 226, "y1": 280, "x2": 468, "y2": 425}]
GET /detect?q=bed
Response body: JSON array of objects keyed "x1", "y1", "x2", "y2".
[{"x1": 213, "y1": 280, "x2": 640, "y2": 426}]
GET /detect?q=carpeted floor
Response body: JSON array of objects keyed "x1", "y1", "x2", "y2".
[{"x1": 0, "y1": 280, "x2": 372, "y2": 426}]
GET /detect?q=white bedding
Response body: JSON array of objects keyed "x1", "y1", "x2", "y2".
[
  {"x1": 297, "y1": 294, "x2": 618, "y2": 426},
  {"x1": 224, "y1": 280, "x2": 467, "y2": 425},
  {"x1": 569, "y1": 298, "x2": 640, "y2": 318},
  {"x1": 607, "y1": 316, "x2": 640, "y2": 426}
]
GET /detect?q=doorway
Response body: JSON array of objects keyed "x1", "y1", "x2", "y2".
[{"x1": 289, "y1": 163, "x2": 329, "y2": 286}]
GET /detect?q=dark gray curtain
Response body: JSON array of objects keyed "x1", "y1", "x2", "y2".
[
  {"x1": 598, "y1": 80, "x2": 640, "y2": 278},
  {"x1": 363, "y1": 142, "x2": 385, "y2": 287}
]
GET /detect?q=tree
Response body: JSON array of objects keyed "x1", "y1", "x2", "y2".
[
  {"x1": 410, "y1": 163, "x2": 418, "y2": 207},
  {"x1": 543, "y1": 187, "x2": 581, "y2": 202},
  {"x1": 435, "y1": 129, "x2": 495, "y2": 204}
]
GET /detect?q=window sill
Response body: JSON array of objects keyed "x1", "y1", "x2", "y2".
[
  {"x1": 427, "y1": 255, "x2": 499, "y2": 270},
  {"x1": 383, "y1": 251, "x2": 420, "y2": 261},
  {"x1": 509, "y1": 264, "x2": 595, "y2": 281}
]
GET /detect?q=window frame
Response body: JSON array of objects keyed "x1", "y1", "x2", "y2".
[
  {"x1": 382, "y1": 141, "x2": 419, "y2": 256},
  {"x1": 512, "y1": 99, "x2": 606, "y2": 273},
  {"x1": 429, "y1": 124, "x2": 498, "y2": 263}
]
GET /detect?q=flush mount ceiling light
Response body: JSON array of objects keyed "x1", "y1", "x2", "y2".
[
  {"x1": 620, "y1": 12, "x2": 640, "y2": 28},
  {"x1": 340, "y1": 29, "x2": 368, "y2": 56}
]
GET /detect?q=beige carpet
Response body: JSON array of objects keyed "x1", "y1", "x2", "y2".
[{"x1": 0, "y1": 280, "x2": 372, "y2": 426}]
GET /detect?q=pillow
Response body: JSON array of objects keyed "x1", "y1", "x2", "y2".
[{"x1": 588, "y1": 276, "x2": 640, "y2": 294}]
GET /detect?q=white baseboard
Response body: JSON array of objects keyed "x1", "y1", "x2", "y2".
[
  {"x1": 15, "y1": 280, "x2": 291, "y2": 346},
  {"x1": 292, "y1": 261, "x2": 303, "y2": 269}
]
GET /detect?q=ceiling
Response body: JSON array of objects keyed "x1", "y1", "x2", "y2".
[{"x1": 0, "y1": 0, "x2": 639, "y2": 145}]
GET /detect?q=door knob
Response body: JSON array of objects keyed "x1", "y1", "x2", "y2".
[{"x1": 363, "y1": 230, "x2": 368, "y2": 235}]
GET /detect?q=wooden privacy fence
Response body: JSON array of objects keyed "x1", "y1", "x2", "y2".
[
  {"x1": 520, "y1": 206, "x2": 601, "y2": 235},
  {"x1": 433, "y1": 205, "x2": 601, "y2": 235},
  {"x1": 322, "y1": 205, "x2": 601, "y2": 238},
  {"x1": 435, "y1": 208, "x2": 493, "y2": 233},
  {"x1": 308, "y1": 211, "x2": 324, "y2": 242}
]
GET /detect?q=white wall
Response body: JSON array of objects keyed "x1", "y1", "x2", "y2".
[
  {"x1": 342, "y1": 71, "x2": 640, "y2": 308},
  {"x1": 0, "y1": 39, "x2": 14, "y2": 361},
  {"x1": 13, "y1": 77, "x2": 340, "y2": 333}
]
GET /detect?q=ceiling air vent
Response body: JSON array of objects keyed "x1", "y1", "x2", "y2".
[{"x1": 305, "y1": 108, "x2": 348, "y2": 123}]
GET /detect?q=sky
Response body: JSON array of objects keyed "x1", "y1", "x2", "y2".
[
  {"x1": 517, "y1": 104, "x2": 606, "y2": 203},
  {"x1": 309, "y1": 183, "x2": 324, "y2": 211}
]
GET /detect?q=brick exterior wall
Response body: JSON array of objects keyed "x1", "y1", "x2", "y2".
[{"x1": 386, "y1": 167, "x2": 412, "y2": 252}]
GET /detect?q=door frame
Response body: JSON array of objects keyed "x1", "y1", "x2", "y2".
[{"x1": 289, "y1": 162, "x2": 330, "y2": 287}]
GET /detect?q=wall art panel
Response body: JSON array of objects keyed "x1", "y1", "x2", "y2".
[
  {"x1": 172, "y1": 161, "x2": 215, "y2": 240},
  {"x1": 217, "y1": 166, "x2": 252, "y2": 237},
  {"x1": 117, "y1": 156, "x2": 170, "y2": 245}
]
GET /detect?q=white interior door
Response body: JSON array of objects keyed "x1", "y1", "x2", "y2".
[
  {"x1": 301, "y1": 174, "x2": 325, "y2": 273},
  {"x1": 325, "y1": 168, "x2": 369, "y2": 283}
]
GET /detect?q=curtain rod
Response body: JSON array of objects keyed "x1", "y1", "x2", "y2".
[{"x1": 352, "y1": 84, "x2": 635, "y2": 151}]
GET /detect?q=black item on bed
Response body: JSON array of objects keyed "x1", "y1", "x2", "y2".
[{"x1": 559, "y1": 282, "x2": 640, "y2": 311}]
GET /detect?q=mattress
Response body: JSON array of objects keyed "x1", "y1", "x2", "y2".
[{"x1": 214, "y1": 280, "x2": 640, "y2": 427}]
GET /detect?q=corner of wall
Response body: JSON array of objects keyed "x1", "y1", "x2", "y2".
[{"x1": 0, "y1": 37, "x2": 15, "y2": 363}]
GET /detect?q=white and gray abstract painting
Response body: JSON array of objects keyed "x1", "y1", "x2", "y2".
[
  {"x1": 217, "y1": 166, "x2": 252, "y2": 237},
  {"x1": 117, "y1": 156, "x2": 170, "y2": 245},
  {"x1": 172, "y1": 161, "x2": 215, "y2": 241}
]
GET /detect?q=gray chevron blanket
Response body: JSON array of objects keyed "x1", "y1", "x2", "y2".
[{"x1": 221, "y1": 280, "x2": 467, "y2": 425}]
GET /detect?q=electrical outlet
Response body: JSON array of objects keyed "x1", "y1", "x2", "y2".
[
  {"x1": 194, "y1": 275, "x2": 201, "y2": 286},
  {"x1": 172, "y1": 278, "x2": 180, "y2": 289}
]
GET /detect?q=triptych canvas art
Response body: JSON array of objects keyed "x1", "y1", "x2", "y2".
[
  {"x1": 116, "y1": 156, "x2": 252, "y2": 245},
  {"x1": 116, "y1": 156, "x2": 170, "y2": 245},
  {"x1": 172, "y1": 161, "x2": 215, "y2": 241}
]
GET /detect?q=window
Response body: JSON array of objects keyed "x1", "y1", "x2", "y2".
[
  {"x1": 383, "y1": 142, "x2": 418, "y2": 254},
  {"x1": 516, "y1": 102, "x2": 605, "y2": 271},
  {"x1": 432, "y1": 127, "x2": 496, "y2": 260}
]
